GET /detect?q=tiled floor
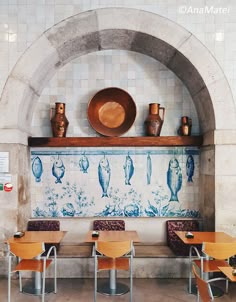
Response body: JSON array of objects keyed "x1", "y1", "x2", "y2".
[{"x1": 1, "y1": 278, "x2": 236, "y2": 302}]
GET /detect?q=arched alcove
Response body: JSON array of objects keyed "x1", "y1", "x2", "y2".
[
  {"x1": 0, "y1": 7, "x2": 236, "y2": 233},
  {"x1": 0, "y1": 7, "x2": 235, "y2": 135}
]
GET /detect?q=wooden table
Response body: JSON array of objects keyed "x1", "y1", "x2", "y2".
[
  {"x1": 175, "y1": 231, "x2": 234, "y2": 244},
  {"x1": 7, "y1": 231, "x2": 66, "y2": 295},
  {"x1": 85, "y1": 230, "x2": 140, "y2": 243},
  {"x1": 218, "y1": 267, "x2": 236, "y2": 282},
  {"x1": 7, "y1": 231, "x2": 66, "y2": 244},
  {"x1": 85, "y1": 230, "x2": 140, "y2": 296},
  {"x1": 175, "y1": 231, "x2": 234, "y2": 296}
]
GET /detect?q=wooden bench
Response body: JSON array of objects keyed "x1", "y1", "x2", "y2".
[
  {"x1": 57, "y1": 242, "x2": 176, "y2": 258},
  {"x1": 58, "y1": 219, "x2": 202, "y2": 259}
]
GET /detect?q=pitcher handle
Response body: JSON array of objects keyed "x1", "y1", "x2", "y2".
[{"x1": 159, "y1": 107, "x2": 165, "y2": 121}]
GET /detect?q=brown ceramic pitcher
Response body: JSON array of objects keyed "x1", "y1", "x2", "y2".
[
  {"x1": 50, "y1": 102, "x2": 69, "y2": 137},
  {"x1": 144, "y1": 103, "x2": 165, "y2": 136}
]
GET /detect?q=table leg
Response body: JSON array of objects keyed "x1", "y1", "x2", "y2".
[
  {"x1": 97, "y1": 269, "x2": 129, "y2": 296},
  {"x1": 22, "y1": 271, "x2": 43, "y2": 295}
]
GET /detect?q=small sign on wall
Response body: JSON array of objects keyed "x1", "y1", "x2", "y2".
[
  {"x1": 0, "y1": 174, "x2": 12, "y2": 192},
  {"x1": 0, "y1": 152, "x2": 9, "y2": 173}
]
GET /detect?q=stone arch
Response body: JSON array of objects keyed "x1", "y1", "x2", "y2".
[{"x1": 0, "y1": 7, "x2": 235, "y2": 139}]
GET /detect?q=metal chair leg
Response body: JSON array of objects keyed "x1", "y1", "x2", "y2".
[
  {"x1": 130, "y1": 257, "x2": 133, "y2": 302},
  {"x1": 8, "y1": 256, "x2": 11, "y2": 302},
  {"x1": 94, "y1": 257, "x2": 97, "y2": 302},
  {"x1": 54, "y1": 254, "x2": 57, "y2": 293}
]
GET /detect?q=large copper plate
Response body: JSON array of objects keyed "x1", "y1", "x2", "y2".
[{"x1": 87, "y1": 87, "x2": 136, "y2": 137}]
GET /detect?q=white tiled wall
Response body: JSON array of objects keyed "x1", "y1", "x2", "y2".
[{"x1": 31, "y1": 50, "x2": 199, "y2": 137}]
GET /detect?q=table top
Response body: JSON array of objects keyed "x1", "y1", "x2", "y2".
[
  {"x1": 7, "y1": 231, "x2": 67, "y2": 244},
  {"x1": 175, "y1": 231, "x2": 234, "y2": 244},
  {"x1": 218, "y1": 267, "x2": 236, "y2": 282},
  {"x1": 84, "y1": 230, "x2": 140, "y2": 243}
]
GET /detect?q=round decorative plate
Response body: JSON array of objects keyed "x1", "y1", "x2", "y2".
[{"x1": 87, "y1": 87, "x2": 136, "y2": 137}]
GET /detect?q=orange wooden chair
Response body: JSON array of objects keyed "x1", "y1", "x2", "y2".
[
  {"x1": 192, "y1": 264, "x2": 214, "y2": 301},
  {"x1": 189, "y1": 242, "x2": 236, "y2": 295},
  {"x1": 94, "y1": 240, "x2": 133, "y2": 302},
  {"x1": 7, "y1": 241, "x2": 57, "y2": 302}
]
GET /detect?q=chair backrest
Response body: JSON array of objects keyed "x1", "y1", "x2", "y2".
[
  {"x1": 8, "y1": 242, "x2": 44, "y2": 259},
  {"x1": 202, "y1": 242, "x2": 236, "y2": 260},
  {"x1": 93, "y1": 220, "x2": 125, "y2": 231},
  {"x1": 192, "y1": 265, "x2": 213, "y2": 302},
  {"x1": 96, "y1": 241, "x2": 132, "y2": 258}
]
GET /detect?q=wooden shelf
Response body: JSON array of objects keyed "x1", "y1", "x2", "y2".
[{"x1": 28, "y1": 136, "x2": 203, "y2": 147}]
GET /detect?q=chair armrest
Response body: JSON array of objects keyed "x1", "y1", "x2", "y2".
[
  {"x1": 207, "y1": 277, "x2": 227, "y2": 284},
  {"x1": 131, "y1": 245, "x2": 135, "y2": 257},
  {"x1": 46, "y1": 245, "x2": 57, "y2": 259},
  {"x1": 92, "y1": 245, "x2": 96, "y2": 257},
  {"x1": 190, "y1": 245, "x2": 201, "y2": 260}
]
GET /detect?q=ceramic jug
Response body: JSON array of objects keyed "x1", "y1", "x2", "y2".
[
  {"x1": 50, "y1": 102, "x2": 69, "y2": 137},
  {"x1": 178, "y1": 116, "x2": 192, "y2": 136},
  {"x1": 144, "y1": 103, "x2": 165, "y2": 136}
]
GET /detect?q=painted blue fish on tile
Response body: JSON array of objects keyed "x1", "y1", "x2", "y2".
[
  {"x1": 124, "y1": 154, "x2": 134, "y2": 185},
  {"x1": 167, "y1": 158, "x2": 182, "y2": 202},
  {"x1": 186, "y1": 155, "x2": 194, "y2": 182},
  {"x1": 32, "y1": 156, "x2": 43, "y2": 182},
  {"x1": 52, "y1": 156, "x2": 65, "y2": 184},
  {"x1": 146, "y1": 153, "x2": 152, "y2": 185},
  {"x1": 98, "y1": 155, "x2": 111, "y2": 198},
  {"x1": 79, "y1": 154, "x2": 89, "y2": 173}
]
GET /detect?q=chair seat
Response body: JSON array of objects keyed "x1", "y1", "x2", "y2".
[
  {"x1": 194, "y1": 259, "x2": 229, "y2": 273},
  {"x1": 98, "y1": 257, "x2": 129, "y2": 270},
  {"x1": 14, "y1": 259, "x2": 52, "y2": 273}
]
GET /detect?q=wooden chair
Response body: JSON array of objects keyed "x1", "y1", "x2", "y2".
[
  {"x1": 192, "y1": 264, "x2": 214, "y2": 302},
  {"x1": 189, "y1": 242, "x2": 236, "y2": 295},
  {"x1": 94, "y1": 240, "x2": 133, "y2": 302},
  {"x1": 7, "y1": 241, "x2": 57, "y2": 302}
]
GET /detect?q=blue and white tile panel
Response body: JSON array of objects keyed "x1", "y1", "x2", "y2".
[{"x1": 30, "y1": 147, "x2": 200, "y2": 218}]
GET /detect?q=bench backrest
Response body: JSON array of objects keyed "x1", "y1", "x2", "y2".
[{"x1": 93, "y1": 219, "x2": 125, "y2": 231}]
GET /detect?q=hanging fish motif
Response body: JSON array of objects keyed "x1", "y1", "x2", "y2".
[
  {"x1": 52, "y1": 155, "x2": 65, "y2": 184},
  {"x1": 79, "y1": 154, "x2": 89, "y2": 173},
  {"x1": 98, "y1": 155, "x2": 111, "y2": 198},
  {"x1": 32, "y1": 156, "x2": 43, "y2": 182},
  {"x1": 186, "y1": 155, "x2": 194, "y2": 182},
  {"x1": 123, "y1": 154, "x2": 134, "y2": 185},
  {"x1": 146, "y1": 153, "x2": 152, "y2": 185},
  {"x1": 167, "y1": 158, "x2": 182, "y2": 202}
]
